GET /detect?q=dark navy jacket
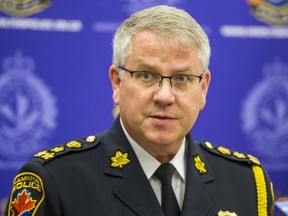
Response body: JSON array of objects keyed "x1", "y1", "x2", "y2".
[{"x1": 5, "y1": 117, "x2": 273, "y2": 215}]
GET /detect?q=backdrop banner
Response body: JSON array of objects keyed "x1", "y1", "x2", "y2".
[{"x1": 1, "y1": 0, "x2": 288, "y2": 213}]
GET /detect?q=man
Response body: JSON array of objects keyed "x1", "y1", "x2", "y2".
[{"x1": 5, "y1": 5, "x2": 273, "y2": 216}]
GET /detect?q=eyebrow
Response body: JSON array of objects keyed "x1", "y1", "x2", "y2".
[
  {"x1": 135, "y1": 63, "x2": 193, "y2": 74},
  {"x1": 134, "y1": 63, "x2": 155, "y2": 71}
]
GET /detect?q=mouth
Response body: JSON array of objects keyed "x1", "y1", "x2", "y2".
[
  {"x1": 149, "y1": 114, "x2": 176, "y2": 125},
  {"x1": 150, "y1": 114, "x2": 174, "y2": 119}
]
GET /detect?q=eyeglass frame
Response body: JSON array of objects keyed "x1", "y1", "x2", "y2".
[{"x1": 118, "y1": 66, "x2": 205, "y2": 88}]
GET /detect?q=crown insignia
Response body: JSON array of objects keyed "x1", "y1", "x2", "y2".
[
  {"x1": 2, "y1": 50, "x2": 35, "y2": 74},
  {"x1": 263, "y1": 57, "x2": 288, "y2": 79}
]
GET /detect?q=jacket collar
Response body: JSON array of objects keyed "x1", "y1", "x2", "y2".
[
  {"x1": 104, "y1": 117, "x2": 164, "y2": 215},
  {"x1": 181, "y1": 135, "x2": 216, "y2": 216},
  {"x1": 103, "y1": 117, "x2": 216, "y2": 216}
]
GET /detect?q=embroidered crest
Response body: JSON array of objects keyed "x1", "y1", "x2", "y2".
[
  {"x1": 194, "y1": 155, "x2": 207, "y2": 174},
  {"x1": 233, "y1": 151, "x2": 246, "y2": 159},
  {"x1": 50, "y1": 146, "x2": 65, "y2": 153},
  {"x1": 218, "y1": 210, "x2": 237, "y2": 216},
  {"x1": 66, "y1": 141, "x2": 82, "y2": 149},
  {"x1": 34, "y1": 150, "x2": 55, "y2": 160},
  {"x1": 40, "y1": 152, "x2": 55, "y2": 160},
  {"x1": 217, "y1": 146, "x2": 231, "y2": 155},
  {"x1": 8, "y1": 172, "x2": 45, "y2": 216},
  {"x1": 34, "y1": 150, "x2": 48, "y2": 157},
  {"x1": 110, "y1": 150, "x2": 130, "y2": 169}
]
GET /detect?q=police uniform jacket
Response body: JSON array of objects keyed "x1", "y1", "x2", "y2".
[{"x1": 5, "y1": 117, "x2": 274, "y2": 216}]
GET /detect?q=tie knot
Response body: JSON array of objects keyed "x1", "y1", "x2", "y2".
[{"x1": 154, "y1": 163, "x2": 175, "y2": 186}]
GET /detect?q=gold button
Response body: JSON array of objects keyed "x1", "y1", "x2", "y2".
[{"x1": 86, "y1": 136, "x2": 96, "y2": 143}]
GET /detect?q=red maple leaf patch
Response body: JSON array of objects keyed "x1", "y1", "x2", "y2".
[{"x1": 11, "y1": 189, "x2": 36, "y2": 216}]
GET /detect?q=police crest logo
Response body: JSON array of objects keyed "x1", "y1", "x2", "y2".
[
  {"x1": 7, "y1": 172, "x2": 45, "y2": 216},
  {"x1": 241, "y1": 58, "x2": 288, "y2": 170},
  {"x1": 246, "y1": 0, "x2": 288, "y2": 25},
  {"x1": 0, "y1": 51, "x2": 58, "y2": 163},
  {"x1": 0, "y1": 0, "x2": 51, "y2": 17}
]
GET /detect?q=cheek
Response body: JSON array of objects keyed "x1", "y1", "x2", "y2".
[
  {"x1": 118, "y1": 84, "x2": 143, "y2": 111},
  {"x1": 187, "y1": 90, "x2": 203, "y2": 109},
  {"x1": 181, "y1": 92, "x2": 203, "y2": 120},
  {"x1": 182, "y1": 100, "x2": 201, "y2": 131}
]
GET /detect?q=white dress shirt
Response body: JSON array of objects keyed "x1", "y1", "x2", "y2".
[{"x1": 120, "y1": 119, "x2": 187, "y2": 209}]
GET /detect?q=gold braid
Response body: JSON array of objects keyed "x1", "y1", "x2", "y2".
[{"x1": 252, "y1": 165, "x2": 268, "y2": 216}]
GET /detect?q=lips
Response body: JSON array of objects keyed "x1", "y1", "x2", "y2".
[
  {"x1": 149, "y1": 114, "x2": 176, "y2": 125},
  {"x1": 150, "y1": 114, "x2": 174, "y2": 119}
]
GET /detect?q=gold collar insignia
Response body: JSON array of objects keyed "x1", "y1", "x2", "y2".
[
  {"x1": 110, "y1": 150, "x2": 131, "y2": 169},
  {"x1": 194, "y1": 154, "x2": 207, "y2": 174}
]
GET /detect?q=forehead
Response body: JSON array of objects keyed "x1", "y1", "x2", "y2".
[
  {"x1": 133, "y1": 30, "x2": 194, "y2": 51},
  {"x1": 127, "y1": 30, "x2": 202, "y2": 71}
]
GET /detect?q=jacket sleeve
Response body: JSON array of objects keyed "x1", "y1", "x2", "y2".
[{"x1": 4, "y1": 160, "x2": 62, "y2": 216}]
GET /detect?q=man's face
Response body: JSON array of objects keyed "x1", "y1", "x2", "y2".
[{"x1": 110, "y1": 30, "x2": 211, "y2": 158}]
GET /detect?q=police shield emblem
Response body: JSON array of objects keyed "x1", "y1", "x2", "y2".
[{"x1": 7, "y1": 172, "x2": 45, "y2": 216}]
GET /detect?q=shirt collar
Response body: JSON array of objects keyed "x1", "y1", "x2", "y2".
[{"x1": 120, "y1": 118, "x2": 186, "y2": 181}]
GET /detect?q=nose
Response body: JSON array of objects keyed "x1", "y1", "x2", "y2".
[
  {"x1": 153, "y1": 79, "x2": 175, "y2": 105},
  {"x1": 158, "y1": 77, "x2": 173, "y2": 87}
]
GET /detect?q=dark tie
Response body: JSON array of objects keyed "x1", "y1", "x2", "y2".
[{"x1": 154, "y1": 163, "x2": 180, "y2": 216}]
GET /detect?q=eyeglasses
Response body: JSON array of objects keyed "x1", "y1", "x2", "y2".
[{"x1": 118, "y1": 66, "x2": 205, "y2": 91}]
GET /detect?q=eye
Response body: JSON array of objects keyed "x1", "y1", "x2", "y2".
[
  {"x1": 140, "y1": 72, "x2": 153, "y2": 80},
  {"x1": 174, "y1": 74, "x2": 188, "y2": 82},
  {"x1": 137, "y1": 71, "x2": 159, "y2": 82}
]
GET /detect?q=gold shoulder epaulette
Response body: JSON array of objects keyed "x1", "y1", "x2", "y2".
[
  {"x1": 200, "y1": 141, "x2": 261, "y2": 166},
  {"x1": 33, "y1": 135, "x2": 98, "y2": 164},
  {"x1": 201, "y1": 141, "x2": 270, "y2": 215}
]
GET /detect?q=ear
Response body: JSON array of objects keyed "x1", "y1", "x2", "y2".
[
  {"x1": 200, "y1": 70, "x2": 211, "y2": 110},
  {"x1": 109, "y1": 65, "x2": 121, "y2": 105}
]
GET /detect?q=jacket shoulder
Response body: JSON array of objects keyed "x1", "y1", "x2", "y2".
[
  {"x1": 200, "y1": 140, "x2": 261, "y2": 166},
  {"x1": 32, "y1": 135, "x2": 101, "y2": 165}
]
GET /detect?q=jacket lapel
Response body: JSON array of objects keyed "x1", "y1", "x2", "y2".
[
  {"x1": 104, "y1": 118, "x2": 164, "y2": 216},
  {"x1": 114, "y1": 160, "x2": 164, "y2": 216},
  {"x1": 103, "y1": 118, "x2": 216, "y2": 215},
  {"x1": 181, "y1": 135, "x2": 216, "y2": 216}
]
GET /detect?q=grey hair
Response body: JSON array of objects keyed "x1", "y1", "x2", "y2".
[{"x1": 112, "y1": 5, "x2": 211, "y2": 72}]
